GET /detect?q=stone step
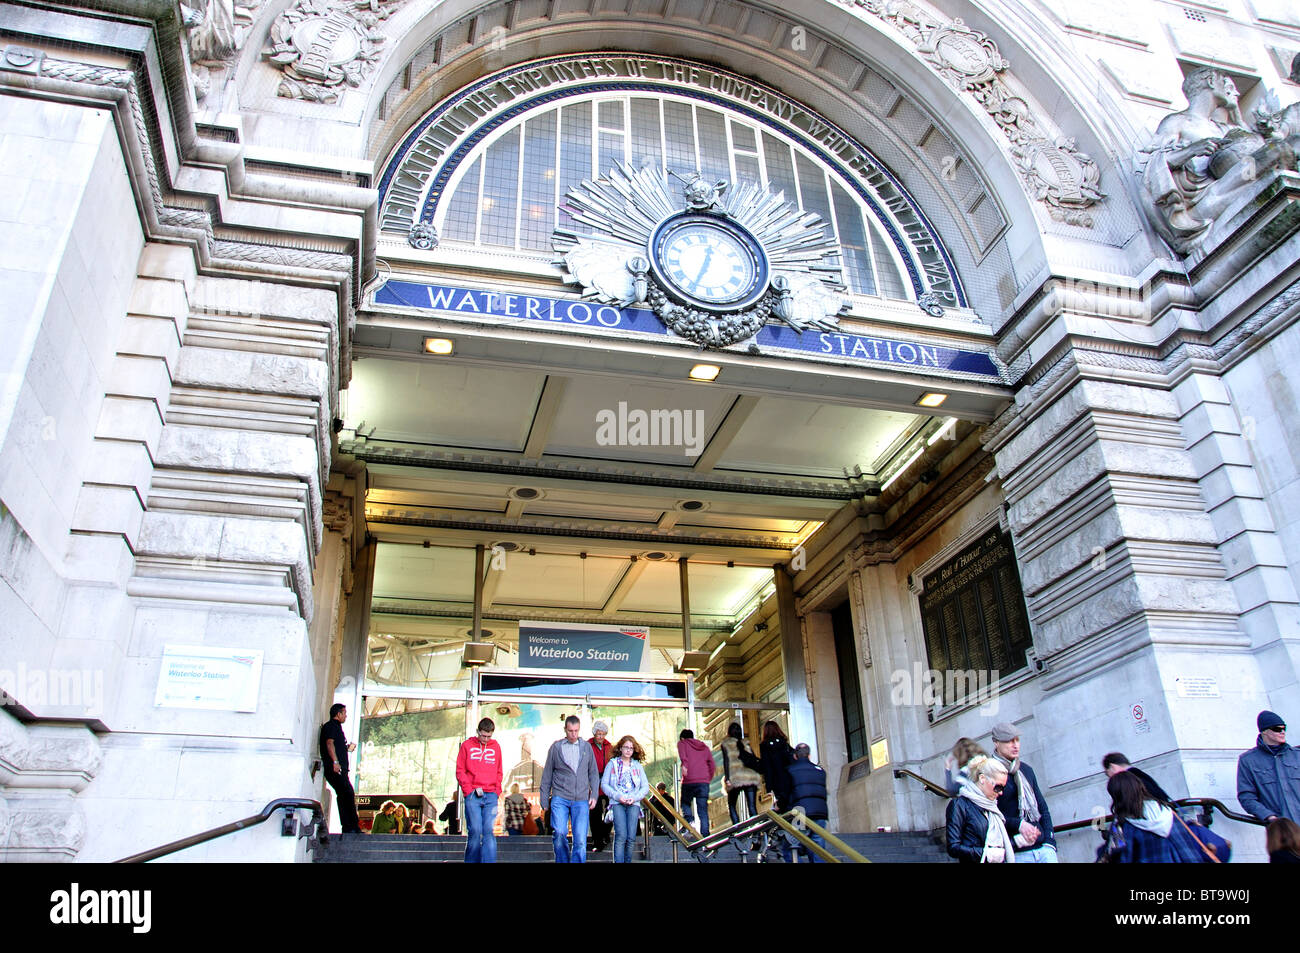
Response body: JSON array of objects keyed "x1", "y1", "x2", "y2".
[{"x1": 312, "y1": 830, "x2": 953, "y2": 863}]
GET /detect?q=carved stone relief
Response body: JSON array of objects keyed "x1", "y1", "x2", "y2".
[
  {"x1": 184, "y1": 0, "x2": 268, "y2": 101},
  {"x1": 1139, "y1": 67, "x2": 1300, "y2": 255},
  {"x1": 850, "y1": 0, "x2": 1105, "y2": 226},
  {"x1": 261, "y1": 0, "x2": 408, "y2": 104}
]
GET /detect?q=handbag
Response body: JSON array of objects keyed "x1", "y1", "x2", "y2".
[{"x1": 1174, "y1": 813, "x2": 1231, "y2": 863}]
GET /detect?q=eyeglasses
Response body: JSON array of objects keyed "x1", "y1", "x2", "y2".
[{"x1": 993, "y1": 784, "x2": 1006, "y2": 794}]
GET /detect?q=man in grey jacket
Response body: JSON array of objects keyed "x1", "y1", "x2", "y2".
[
  {"x1": 1237, "y1": 709, "x2": 1300, "y2": 823},
  {"x1": 540, "y1": 715, "x2": 602, "y2": 862}
]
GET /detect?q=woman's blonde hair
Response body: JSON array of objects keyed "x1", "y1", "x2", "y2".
[{"x1": 966, "y1": 754, "x2": 1007, "y2": 784}]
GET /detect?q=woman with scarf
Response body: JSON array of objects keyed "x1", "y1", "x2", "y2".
[
  {"x1": 946, "y1": 755, "x2": 1016, "y2": 863},
  {"x1": 601, "y1": 734, "x2": 650, "y2": 863},
  {"x1": 1102, "y1": 771, "x2": 1230, "y2": 863}
]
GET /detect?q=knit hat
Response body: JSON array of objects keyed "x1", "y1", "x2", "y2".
[
  {"x1": 991, "y1": 722, "x2": 1020, "y2": 743},
  {"x1": 592, "y1": 720, "x2": 610, "y2": 735},
  {"x1": 1257, "y1": 710, "x2": 1286, "y2": 732}
]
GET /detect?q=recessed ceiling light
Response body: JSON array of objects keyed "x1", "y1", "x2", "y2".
[
  {"x1": 917, "y1": 392, "x2": 947, "y2": 408},
  {"x1": 424, "y1": 337, "x2": 454, "y2": 355},
  {"x1": 511, "y1": 487, "x2": 540, "y2": 500},
  {"x1": 689, "y1": 364, "x2": 721, "y2": 382},
  {"x1": 644, "y1": 551, "x2": 669, "y2": 560},
  {"x1": 679, "y1": 500, "x2": 704, "y2": 511}
]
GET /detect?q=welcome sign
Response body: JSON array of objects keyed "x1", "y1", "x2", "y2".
[
  {"x1": 372, "y1": 279, "x2": 1002, "y2": 379},
  {"x1": 518, "y1": 621, "x2": 649, "y2": 672}
]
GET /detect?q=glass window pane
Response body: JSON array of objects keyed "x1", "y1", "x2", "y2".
[
  {"x1": 629, "y1": 98, "x2": 663, "y2": 172},
  {"x1": 734, "y1": 154, "x2": 762, "y2": 187},
  {"x1": 761, "y1": 132, "x2": 798, "y2": 203},
  {"x1": 442, "y1": 156, "x2": 481, "y2": 243},
  {"x1": 520, "y1": 111, "x2": 558, "y2": 251},
  {"x1": 558, "y1": 102, "x2": 592, "y2": 230},
  {"x1": 480, "y1": 127, "x2": 520, "y2": 248},
  {"x1": 663, "y1": 100, "x2": 697, "y2": 175},
  {"x1": 832, "y1": 181, "x2": 876, "y2": 296},
  {"x1": 598, "y1": 99, "x2": 624, "y2": 130},
  {"x1": 598, "y1": 130, "x2": 625, "y2": 176},
  {"x1": 869, "y1": 220, "x2": 909, "y2": 300},
  {"x1": 730, "y1": 120, "x2": 756, "y2": 153},
  {"x1": 695, "y1": 107, "x2": 730, "y2": 184}
]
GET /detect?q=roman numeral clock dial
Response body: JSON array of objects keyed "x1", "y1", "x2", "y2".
[{"x1": 650, "y1": 214, "x2": 769, "y2": 312}]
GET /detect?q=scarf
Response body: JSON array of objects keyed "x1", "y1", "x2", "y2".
[
  {"x1": 995, "y1": 753, "x2": 1042, "y2": 826},
  {"x1": 958, "y1": 777, "x2": 1016, "y2": 863},
  {"x1": 1126, "y1": 800, "x2": 1174, "y2": 837}
]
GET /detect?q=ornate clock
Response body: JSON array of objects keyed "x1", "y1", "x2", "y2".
[{"x1": 555, "y1": 164, "x2": 849, "y2": 348}]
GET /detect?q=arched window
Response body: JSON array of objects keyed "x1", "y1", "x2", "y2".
[{"x1": 434, "y1": 92, "x2": 912, "y2": 301}]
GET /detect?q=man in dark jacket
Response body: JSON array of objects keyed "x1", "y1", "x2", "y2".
[
  {"x1": 1237, "y1": 710, "x2": 1300, "y2": 823},
  {"x1": 1101, "y1": 752, "x2": 1173, "y2": 803},
  {"x1": 992, "y1": 722, "x2": 1057, "y2": 862},
  {"x1": 787, "y1": 743, "x2": 830, "y2": 862}
]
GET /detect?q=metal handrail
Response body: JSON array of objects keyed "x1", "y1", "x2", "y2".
[
  {"x1": 1055, "y1": 797, "x2": 1267, "y2": 833},
  {"x1": 644, "y1": 786, "x2": 702, "y2": 842},
  {"x1": 893, "y1": 769, "x2": 1267, "y2": 832},
  {"x1": 640, "y1": 796, "x2": 698, "y2": 862},
  {"x1": 893, "y1": 767, "x2": 952, "y2": 799},
  {"x1": 115, "y1": 797, "x2": 323, "y2": 863}
]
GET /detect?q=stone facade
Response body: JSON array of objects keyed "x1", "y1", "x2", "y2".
[{"x1": 2, "y1": 0, "x2": 1299, "y2": 863}]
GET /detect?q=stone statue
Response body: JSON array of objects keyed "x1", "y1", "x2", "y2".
[{"x1": 1140, "y1": 67, "x2": 1299, "y2": 254}]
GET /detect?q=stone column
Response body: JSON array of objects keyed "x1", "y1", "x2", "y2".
[{"x1": 984, "y1": 351, "x2": 1267, "y2": 855}]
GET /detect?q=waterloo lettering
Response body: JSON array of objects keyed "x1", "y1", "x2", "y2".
[{"x1": 371, "y1": 279, "x2": 1002, "y2": 378}]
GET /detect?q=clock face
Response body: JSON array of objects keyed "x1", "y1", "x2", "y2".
[{"x1": 650, "y1": 214, "x2": 769, "y2": 311}]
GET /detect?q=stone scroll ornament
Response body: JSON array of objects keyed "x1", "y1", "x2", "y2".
[
  {"x1": 261, "y1": 0, "x2": 407, "y2": 104},
  {"x1": 850, "y1": 0, "x2": 1104, "y2": 226},
  {"x1": 553, "y1": 165, "x2": 850, "y2": 349},
  {"x1": 1138, "y1": 66, "x2": 1300, "y2": 255}
]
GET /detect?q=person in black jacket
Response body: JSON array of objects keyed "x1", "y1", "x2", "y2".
[
  {"x1": 1101, "y1": 752, "x2": 1173, "y2": 803},
  {"x1": 946, "y1": 755, "x2": 1016, "y2": 863},
  {"x1": 992, "y1": 722, "x2": 1057, "y2": 862},
  {"x1": 759, "y1": 721, "x2": 794, "y2": 812},
  {"x1": 788, "y1": 743, "x2": 829, "y2": 862}
]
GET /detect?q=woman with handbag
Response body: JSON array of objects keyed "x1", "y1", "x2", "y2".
[
  {"x1": 720, "y1": 722, "x2": 762, "y2": 825},
  {"x1": 601, "y1": 734, "x2": 650, "y2": 863},
  {"x1": 1102, "y1": 771, "x2": 1231, "y2": 863}
]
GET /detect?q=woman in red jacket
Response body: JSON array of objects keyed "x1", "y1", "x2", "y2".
[{"x1": 588, "y1": 720, "x2": 614, "y2": 851}]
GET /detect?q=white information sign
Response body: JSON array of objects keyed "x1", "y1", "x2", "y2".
[
  {"x1": 155, "y1": 644, "x2": 264, "y2": 712},
  {"x1": 1175, "y1": 676, "x2": 1220, "y2": 698}
]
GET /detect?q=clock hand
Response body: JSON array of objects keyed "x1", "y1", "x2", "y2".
[{"x1": 693, "y1": 247, "x2": 714, "y2": 286}]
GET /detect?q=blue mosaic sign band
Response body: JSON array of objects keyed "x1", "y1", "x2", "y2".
[{"x1": 372, "y1": 279, "x2": 1000, "y2": 378}]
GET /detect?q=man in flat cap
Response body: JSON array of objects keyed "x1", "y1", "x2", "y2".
[{"x1": 991, "y1": 722, "x2": 1057, "y2": 862}]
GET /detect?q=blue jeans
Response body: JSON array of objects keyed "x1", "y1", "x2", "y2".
[
  {"x1": 611, "y1": 802, "x2": 639, "y2": 863},
  {"x1": 727, "y1": 785, "x2": 757, "y2": 825},
  {"x1": 680, "y1": 782, "x2": 710, "y2": 836},
  {"x1": 1017, "y1": 843, "x2": 1058, "y2": 863},
  {"x1": 464, "y1": 792, "x2": 498, "y2": 863},
  {"x1": 549, "y1": 796, "x2": 589, "y2": 863},
  {"x1": 797, "y1": 829, "x2": 827, "y2": 863}
]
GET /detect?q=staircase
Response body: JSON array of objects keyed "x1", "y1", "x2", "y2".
[
  {"x1": 311, "y1": 830, "x2": 952, "y2": 863},
  {"x1": 312, "y1": 833, "x2": 614, "y2": 863}
]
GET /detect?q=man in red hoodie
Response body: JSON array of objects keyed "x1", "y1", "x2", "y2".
[
  {"x1": 677, "y1": 729, "x2": 716, "y2": 837},
  {"x1": 456, "y1": 717, "x2": 503, "y2": 863}
]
